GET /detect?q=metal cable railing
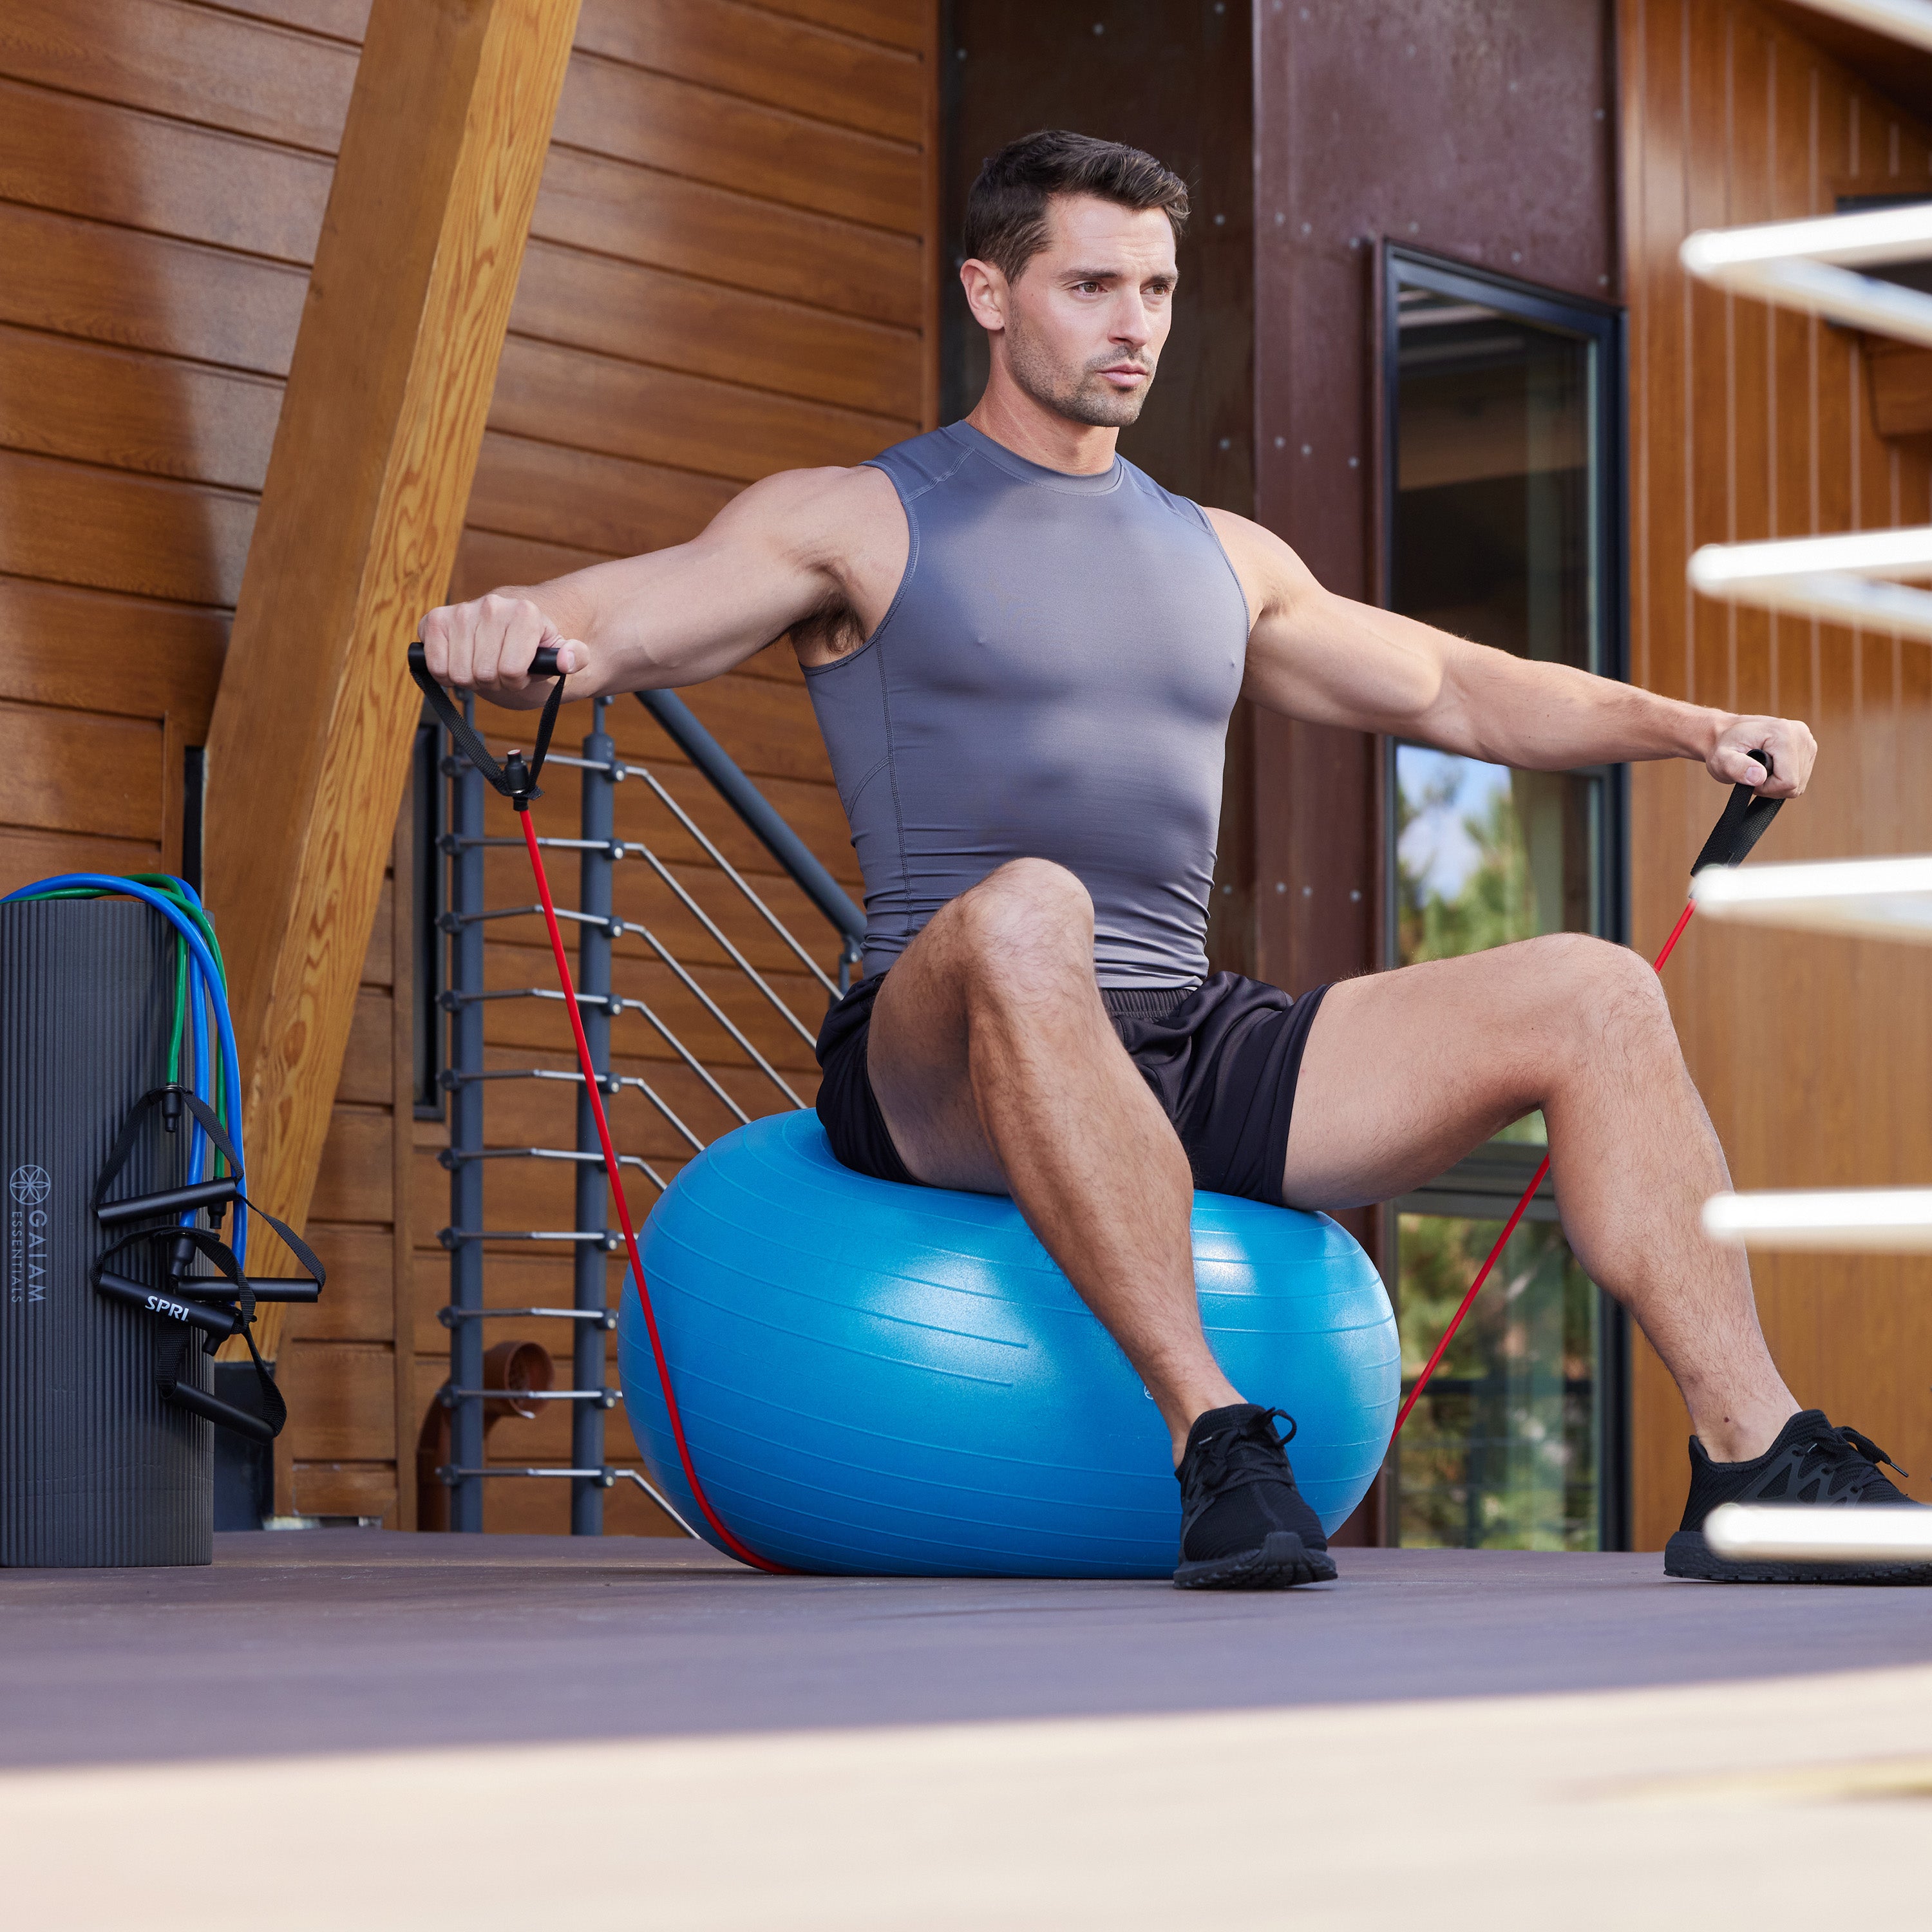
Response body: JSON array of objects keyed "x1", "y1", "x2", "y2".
[{"x1": 437, "y1": 690, "x2": 866, "y2": 1534}]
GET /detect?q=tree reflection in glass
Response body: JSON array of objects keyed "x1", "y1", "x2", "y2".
[{"x1": 1396, "y1": 1213, "x2": 1598, "y2": 1551}]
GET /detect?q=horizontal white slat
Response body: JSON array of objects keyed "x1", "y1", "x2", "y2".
[
  {"x1": 1691, "y1": 855, "x2": 1932, "y2": 943},
  {"x1": 1772, "y1": 0, "x2": 1932, "y2": 58},
  {"x1": 1703, "y1": 1186, "x2": 1932, "y2": 1251},
  {"x1": 1705, "y1": 1502, "x2": 1932, "y2": 1562}
]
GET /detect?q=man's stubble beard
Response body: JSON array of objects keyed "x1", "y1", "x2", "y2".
[{"x1": 1003, "y1": 314, "x2": 1153, "y2": 429}]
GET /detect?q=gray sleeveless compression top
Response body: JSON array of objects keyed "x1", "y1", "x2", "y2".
[{"x1": 803, "y1": 421, "x2": 1251, "y2": 989}]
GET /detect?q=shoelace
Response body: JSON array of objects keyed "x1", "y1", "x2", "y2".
[
  {"x1": 1182, "y1": 1408, "x2": 1300, "y2": 1507},
  {"x1": 1790, "y1": 1423, "x2": 1909, "y2": 1501}
]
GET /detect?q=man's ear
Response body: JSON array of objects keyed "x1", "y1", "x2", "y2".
[{"x1": 960, "y1": 256, "x2": 1009, "y2": 334}]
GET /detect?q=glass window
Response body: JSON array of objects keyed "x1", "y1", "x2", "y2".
[
  {"x1": 1390, "y1": 285, "x2": 1599, "y2": 673},
  {"x1": 1395, "y1": 750, "x2": 1604, "y2": 1145},
  {"x1": 1381, "y1": 252, "x2": 1626, "y2": 1549},
  {"x1": 1394, "y1": 1213, "x2": 1600, "y2": 1550}
]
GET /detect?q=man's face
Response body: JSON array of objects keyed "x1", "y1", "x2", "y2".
[{"x1": 987, "y1": 195, "x2": 1178, "y2": 428}]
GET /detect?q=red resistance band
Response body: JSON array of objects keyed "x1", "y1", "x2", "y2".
[
  {"x1": 468, "y1": 635, "x2": 1780, "y2": 1535},
  {"x1": 517, "y1": 806, "x2": 790, "y2": 1574},
  {"x1": 1390, "y1": 896, "x2": 1698, "y2": 1438},
  {"x1": 531, "y1": 811, "x2": 1730, "y2": 1505},
  {"x1": 1392, "y1": 752, "x2": 1783, "y2": 1439}
]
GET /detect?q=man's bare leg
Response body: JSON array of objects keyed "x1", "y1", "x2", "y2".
[
  {"x1": 865, "y1": 859, "x2": 1242, "y2": 1461},
  {"x1": 1283, "y1": 933, "x2": 1797, "y2": 1463}
]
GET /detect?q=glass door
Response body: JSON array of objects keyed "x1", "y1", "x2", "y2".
[{"x1": 1381, "y1": 249, "x2": 1627, "y2": 1551}]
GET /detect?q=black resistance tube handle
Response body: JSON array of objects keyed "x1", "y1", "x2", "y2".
[
  {"x1": 407, "y1": 639, "x2": 567, "y2": 806},
  {"x1": 175, "y1": 1276, "x2": 324, "y2": 1305},
  {"x1": 96, "y1": 1271, "x2": 240, "y2": 1340},
  {"x1": 95, "y1": 1175, "x2": 240, "y2": 1229},
  {"x1": 1692, "y1": 750, "x2": 1783, "y2": 876},
  {"x1": 405, "y1": 641, "x2": 562, "y2": 681},
  {"x1": 163, "y1": 1380, "x2": 278, "y2": 1445}
]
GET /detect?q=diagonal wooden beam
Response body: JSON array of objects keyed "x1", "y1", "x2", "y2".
[{"x1": 205, "y1": 0, "x2": 582, "y2": 1359}]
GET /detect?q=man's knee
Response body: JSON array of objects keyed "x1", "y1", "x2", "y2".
[
  {"x1": 948, "y1": 859, "x2": 1094, "y2": 977},
  {"x1": 1531, "y1": 931, "x2": 1672, "y2": 1037}
]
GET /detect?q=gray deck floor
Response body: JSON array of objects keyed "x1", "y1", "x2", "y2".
[{"x1": 4, "y1": 1529, "x2": 1929, "y2": 1770}]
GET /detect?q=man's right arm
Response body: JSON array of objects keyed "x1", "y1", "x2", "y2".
[{"x1": 418, "y1": 465, "x2": 868, "y2": 710}]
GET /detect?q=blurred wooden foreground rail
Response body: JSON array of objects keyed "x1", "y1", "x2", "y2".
[{"x1": 1696, "y1": 852, "x2": 1932, "y2": 1564}]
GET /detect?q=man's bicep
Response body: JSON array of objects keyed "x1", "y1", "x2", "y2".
[
  {"x1": 1202, "y1": 507, "x2": 1454, "y2": 730},
  {"x1": 1240, "y1": 575, "x2": 1450, "y2": 732},
  {"x1": 587, "y1": 470, "x2": 851, "y2": 687}
]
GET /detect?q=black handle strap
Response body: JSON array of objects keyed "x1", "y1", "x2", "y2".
[
  {"x1": 1692, "y1": 750, "x2": 1783, "y2": 875},
  {"x1": 93, "y1": 1084, "x2": 243, "y2": 1218},
  {"x1": 408, "y1": 641, "x2": 566, "y2": 810},
  {"x1": 96, "y1": 1224, "x2": 245, "y2": 1314},
  {"x1": 225, "y1": 1196, "x2": 326, "y2": 1299}
]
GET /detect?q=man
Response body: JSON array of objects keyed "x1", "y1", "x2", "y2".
[{"x1": 423, "y1": 131, "x2": 1926, "y2": 1589}]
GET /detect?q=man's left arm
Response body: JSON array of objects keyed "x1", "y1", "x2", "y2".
[{"x1": 1204, "y1": 509, "x2": 1815, "y2": 795}]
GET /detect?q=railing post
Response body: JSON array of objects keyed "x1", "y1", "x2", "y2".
[
  {"x1": 571, "y1": 699, "x2": 615, "y2": 1534},
  {"x1": 446, "y1": 701, "x2": 486, "y2": 1532}
]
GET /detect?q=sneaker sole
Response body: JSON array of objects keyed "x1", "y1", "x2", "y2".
[
  {"x1": 1665, "y1": 1528, "x2": 1932, "y2": 1586},
  {"x1": 1172, "y1": 1530, "x2": 1337, "y2": 1591}
]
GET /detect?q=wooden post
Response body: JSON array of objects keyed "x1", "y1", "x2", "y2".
[{"x1": 205, "y1": 0, "x2": 581, "y2": 1361}]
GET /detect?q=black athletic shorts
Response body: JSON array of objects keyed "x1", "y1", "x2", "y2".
[{"x1": 813, "y1": 971, "x2": 1332, "y2": 1206}]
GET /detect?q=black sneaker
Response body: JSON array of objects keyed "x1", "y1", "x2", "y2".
[
  {"x1": 1665, "y1": 1408, "x2": 1932, "y2": 1584},
  {"x1": 1172, "y1": 1403, "x2": 1337, "y2": 1590}
]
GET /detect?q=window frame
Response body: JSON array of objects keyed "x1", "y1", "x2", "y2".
[{"x1": 1376, "y1": 244, "x2": 1632, "y2": 1550}]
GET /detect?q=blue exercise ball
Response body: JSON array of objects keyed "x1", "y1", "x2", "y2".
[{"x1": 618, "y1": 1110, "x2": 1398, "y2": 1578}]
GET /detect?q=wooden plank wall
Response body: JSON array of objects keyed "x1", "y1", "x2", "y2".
[
  {"x1": 0, "y1": 0, "x2": 368, "y2": 1520},
  {"x1": 1622, "y1": 0, "x2": 1932, "y2": 1544},
  {"x1": 0, "y1": 0, "x2": 940, "y2": 1530}
]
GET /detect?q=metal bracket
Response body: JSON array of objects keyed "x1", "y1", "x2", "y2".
[
  {"x1": 443, "y1": 1387, "x2": 620, "y2": 1407},
  {"x1": 439, "y1": 1305, "x2": 618, "y2": 1329},
  {"x1": 437, "y1": 1465, "x2": 616, "y2": 1486}
]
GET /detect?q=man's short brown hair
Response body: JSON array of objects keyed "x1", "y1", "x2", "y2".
[{"x1": 962, "y1": 131, "x2": 1190, "y2": 284}]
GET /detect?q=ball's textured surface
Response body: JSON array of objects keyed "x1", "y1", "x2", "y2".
[{"x1": 619, "y1": 1111, "x2": 1398, "y2": 1577}]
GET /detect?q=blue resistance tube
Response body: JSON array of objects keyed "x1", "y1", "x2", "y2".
[
  {"x1": 171, "y1": 878, "x2": 230, "y2": 1205},
  {"x1": 620, "y1": 1110, "x2": 1399, "y2": 1578},
  {"x1": 1, "y1": 873, "x2": 247, "y2": 1264},
  {"x1": 181, "y1": 895, "x2": 213, "y2": 1184}
]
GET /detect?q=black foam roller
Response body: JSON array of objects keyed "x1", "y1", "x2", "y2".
[{"x1": 1, "y1": 897, "x2": 214, "y2": 1566}]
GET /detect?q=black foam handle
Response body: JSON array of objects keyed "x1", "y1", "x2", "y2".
[
  {"x1": 96, "y1": 1271, "x2": 240, "y2": 1340},
  {"x1": 406, "y1": 641, "x2": 562, "y2": 681},
  {"x1": 176, "y1": 1276, "x2": 323, "y2": 1305},
  {"x1": 95, "y1": 1176, "x2": 240, "y2": 1229},
  {"x1": 162, "y1": 1379, "x2": 278, "y2": 1445},
  {"x1": 1691, "y1": 750, "x2": 1782, "y2": 876},
  {"x1": 406, "y1": 639, "x2": 567, "y2": 806}
]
